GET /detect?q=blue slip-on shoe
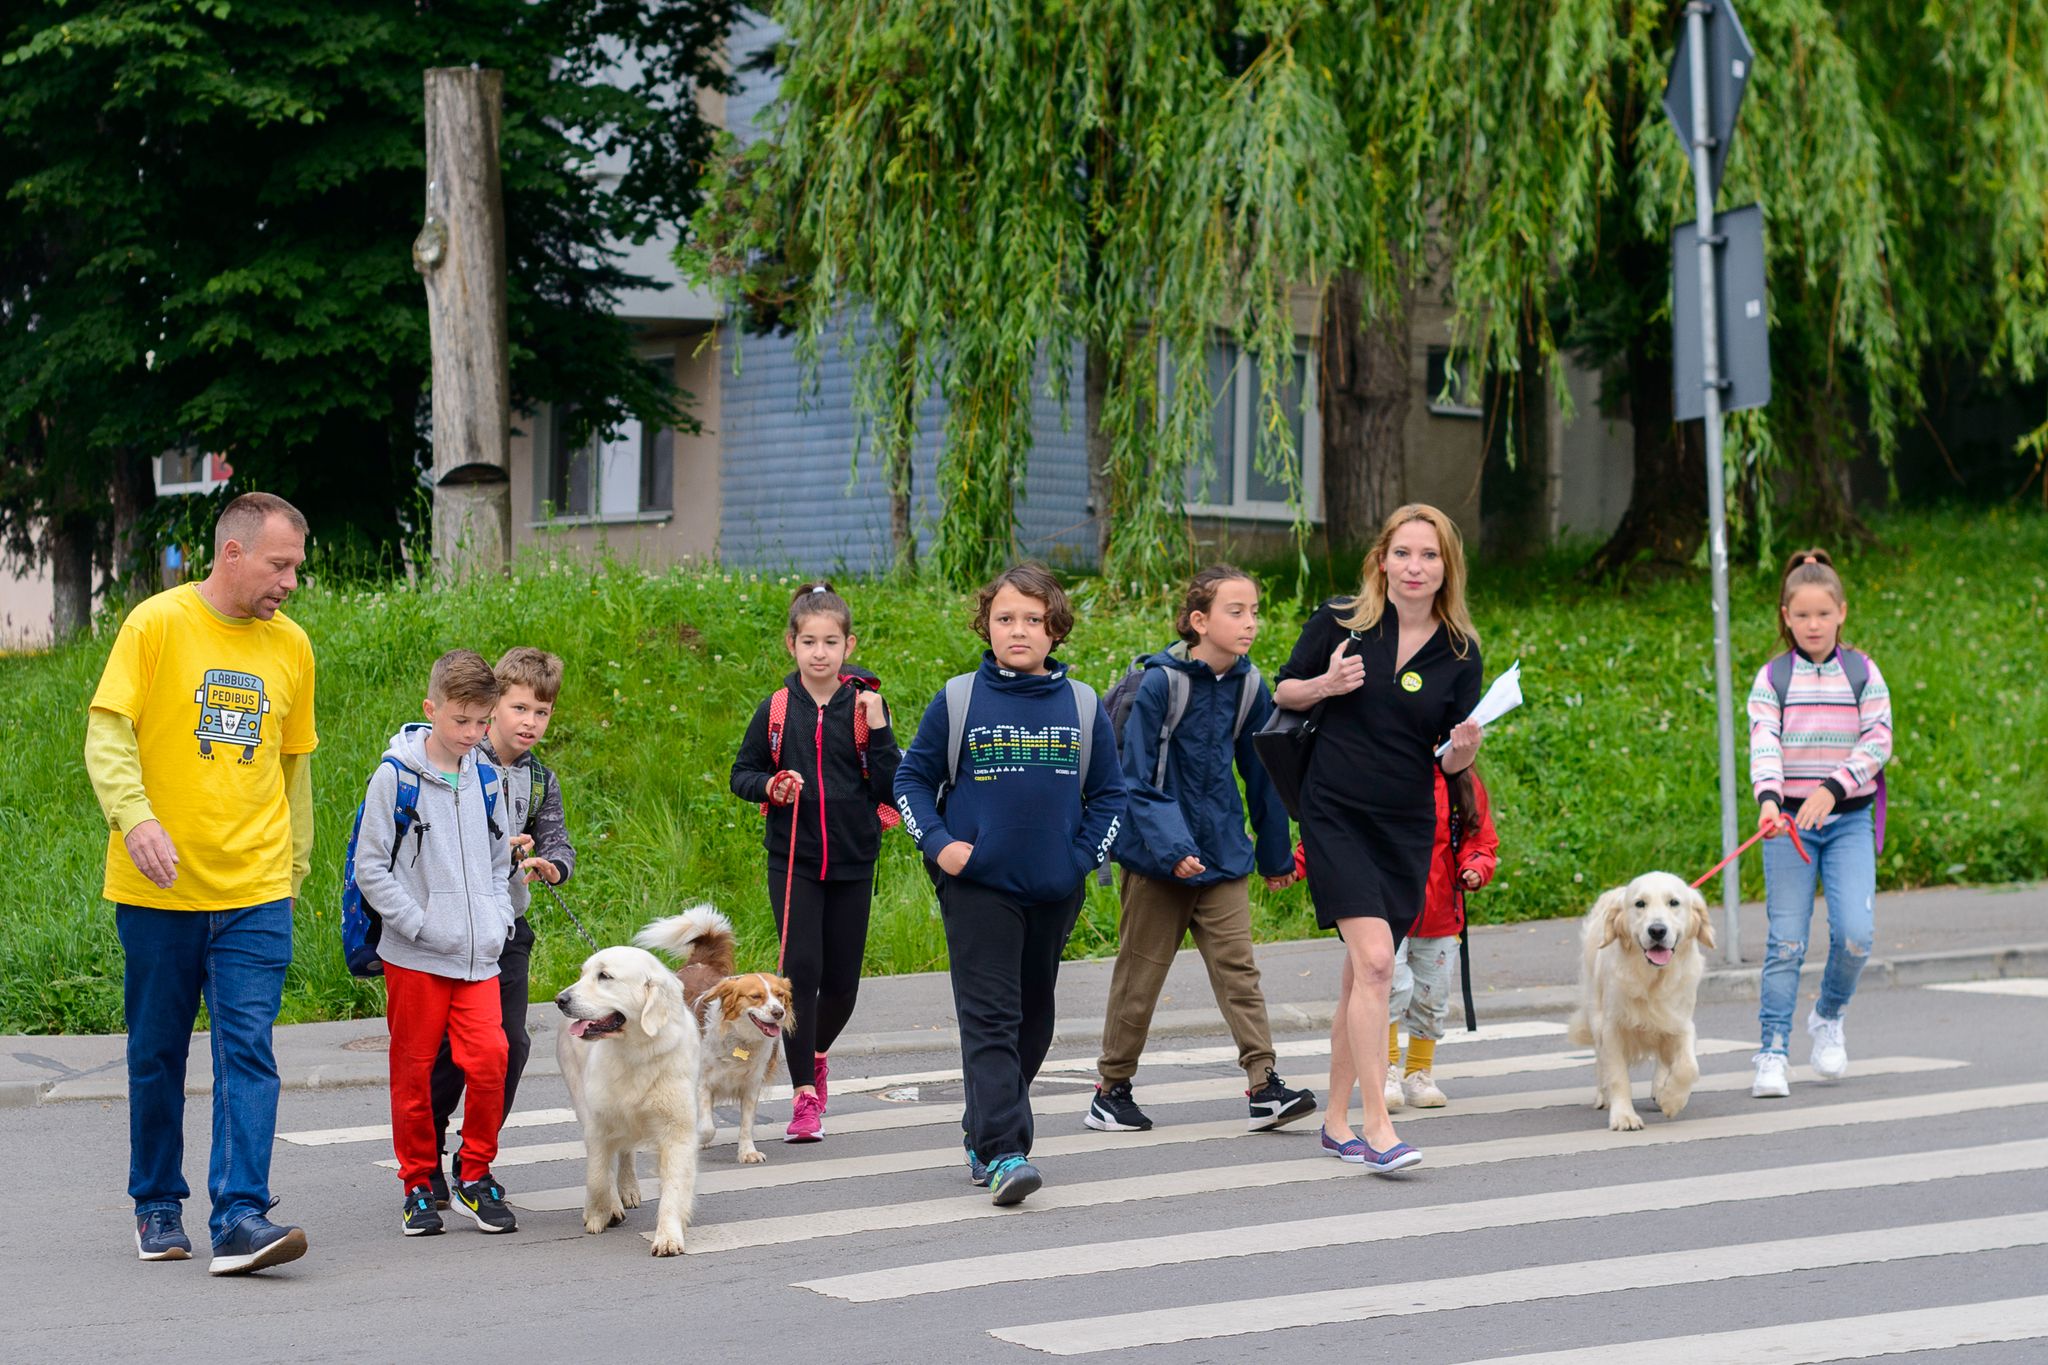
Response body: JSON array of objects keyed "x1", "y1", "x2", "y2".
[
  {"x1": 964, "y1": 1132, "x2": 990, "y2": 1187},
  {"x1": 1319, "y1": 1129, "x2": 1367, "y2": 1163},
  {"x1": 135, "y1": 1208, "x2": 192, "y2": 1261},
  {"x1": 1358, "y1": 1139, "x2": 1423, "y2": 1175},
  {"x1": 987, "y1": 1156, "x2": 1042, "y2": 1207},
  {"x1": 208, "y1": 1214, "x2": 308, "y2": 1276}
]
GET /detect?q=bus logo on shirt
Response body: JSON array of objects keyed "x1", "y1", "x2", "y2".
[
  {"x1": 1400, "y1": 671, "x2": 1423, "y2": 693},
  {"x1": 193, "y1": 667, "x2": 271, "y2": 763}
]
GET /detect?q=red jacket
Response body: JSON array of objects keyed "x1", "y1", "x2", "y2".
[{"x1": 1291, "y1": 768, "x2": 1498, "y2": 936}]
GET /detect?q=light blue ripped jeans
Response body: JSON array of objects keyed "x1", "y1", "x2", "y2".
[
  {"x1": 1758, "y1": 806, "x2": 1877, "y2": 1055},
  {"x1": 1390, "y1": 935, "x2": 1460, "y2": 1043}
]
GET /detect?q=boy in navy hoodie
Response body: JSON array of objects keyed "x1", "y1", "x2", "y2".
[{"x1": 895, "y1": 563, "x2": 1126, "y2": 1206}]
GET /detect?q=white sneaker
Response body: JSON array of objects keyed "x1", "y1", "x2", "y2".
[
  {"x1": 1751, "y1": 1051, "x2": 1791, "y2": 1099},
  {"x1": 1807, "y1": 1008, "x2": 1849, "y2": 1079},
  {"x1": 1382, "y1": 1065, "x2": 1406, "y2": 1112},
  {"x1": 1401, "y1": 1070, "x2": 1448, "y2": 1108}
]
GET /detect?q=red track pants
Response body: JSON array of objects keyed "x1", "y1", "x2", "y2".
[{"x1": 385, "y1": 962, "x2": 507, "y2": 1189}]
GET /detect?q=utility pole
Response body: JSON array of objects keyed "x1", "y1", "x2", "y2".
[{"x1": 414, "y1": 67, "x2": 511, "y2": 579}]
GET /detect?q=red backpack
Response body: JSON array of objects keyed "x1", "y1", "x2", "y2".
[{"x1": 761, "y1": 675, "x2": 902, "y2": 830}]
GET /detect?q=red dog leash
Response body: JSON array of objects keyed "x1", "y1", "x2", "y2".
[
  {"x1": 1692, "y1": 819, "x2": 1809, "y2": 890},
  {"x1": 773, "y1": 770, "x2": 800, "y2": 973}
]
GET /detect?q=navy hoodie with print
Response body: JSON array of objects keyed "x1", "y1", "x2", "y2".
[
  {"x1": 1115, "y1": 644, "x2": 1294, "y2": 887},
  {"x1": 893, "y1": 652, "x2": 1127, "y2": 903}
]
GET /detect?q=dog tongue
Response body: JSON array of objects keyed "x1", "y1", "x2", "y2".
[
  {"x1": 1646, "y1": 945, "x2": 1675, "y2": 967},
  {"x1": 567, "y1": 1019, "x2": 591, "y2": 1037}
]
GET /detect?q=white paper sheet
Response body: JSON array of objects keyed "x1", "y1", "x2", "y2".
[{"x1": 1435, "y1": 660, "x2": 1523, "y2": 757}]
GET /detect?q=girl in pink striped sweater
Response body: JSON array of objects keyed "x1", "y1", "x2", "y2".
[{"x1": 1746, "y1": 548, "x2": 1893, "y2": 1099}]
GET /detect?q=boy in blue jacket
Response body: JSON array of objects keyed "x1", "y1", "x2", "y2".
[{"x1": 895, "y1": 562, "x2": 1126, "y2": 1206}]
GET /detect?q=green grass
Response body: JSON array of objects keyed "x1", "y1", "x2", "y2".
[{"x1": 1, "y1": 507, "x2": 2042, "y2": 1034}]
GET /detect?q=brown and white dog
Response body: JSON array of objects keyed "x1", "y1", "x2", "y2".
[
  {"x1": 634, "y1": 906, "x2": 794, "y2": 1164},
  {"x1": 1566, "y1": 871, "x2": 1715, "y2": 1132}
]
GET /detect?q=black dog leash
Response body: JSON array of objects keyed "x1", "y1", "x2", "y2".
[{"x1": 533, "y1": 876, "x2": 598, "y2": 951}]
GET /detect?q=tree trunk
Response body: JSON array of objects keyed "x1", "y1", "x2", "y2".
[
  {"x1": 1586, "y1": 321, "x2": 1705, "y2": 577},
  {"x1": 110, "y1": 448, "x2": 158, "y2": 607},
  {"x1": 1480, "y1": 317, "x2": 1551, "y2": 560},
  {"x1": 886, "y1": 329, "x2": 918, "y2": 575},
  {"x1": 46, "y1": 509, "x2": 96, "y2": 639},
  {"x1": 418, "y1": 67, "x2": 511, "y2": 579},
  {"x1": 1319, "y1": 269, "x2": 1408, "y2": 557},
  {"x1": 1085, "y1": 337, "x2": 1112, "y2": 568}
]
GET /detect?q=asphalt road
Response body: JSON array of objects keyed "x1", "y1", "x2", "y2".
[{"x1": 5, "y1": 978, "x2": 2046, "y2": 1363}]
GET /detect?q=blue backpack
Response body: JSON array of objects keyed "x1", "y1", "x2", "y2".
[{"x1": 340, "y1": 755, "x2": 500, "y2": 978}]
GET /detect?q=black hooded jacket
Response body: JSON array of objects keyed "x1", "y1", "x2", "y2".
[{"x1": 730, "y1": 668, "x2": 902, "y2": 880}]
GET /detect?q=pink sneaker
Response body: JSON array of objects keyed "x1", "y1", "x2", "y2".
[
  {"x1": 785, "y1": 1091, "x2": 824, "y2": 1143},
  {"x1": 814, "y1": 1054, "x2": 830, "y2": 1109}
]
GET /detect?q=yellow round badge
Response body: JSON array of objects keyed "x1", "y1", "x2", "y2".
[{"x1": 1400, "y1": 670, "x2": 1423, "y2": 693}]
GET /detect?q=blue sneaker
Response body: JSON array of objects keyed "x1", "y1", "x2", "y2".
[
  {"x1": 987, "y1": 1156, "x2": 1042, "y2": 1207},
  {"x1": 208, "y1": 1214, "x2": 308, "y2": 1276},
  {"x1": 1320, "y1": 1128, "x2": 1367, "y2": 1163},
  {"x1": 1357, "y1": 1139, "x2": 1422, "y2": 1175},
  {"x1": 963, "y1": 1132, "x2": 990, "y2": 1187},
  {"x1": 135, "y1": 1208, "x2": 192, "y2": 1261}
]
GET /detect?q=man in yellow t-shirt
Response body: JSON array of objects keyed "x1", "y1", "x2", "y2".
[{"x1": 85, "y1": 492, "x2": 318, "y2": 1276}]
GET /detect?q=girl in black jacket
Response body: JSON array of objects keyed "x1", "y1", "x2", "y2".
[{"x1": 730, "y1": 582, "x2": 901, "y2": 1141}]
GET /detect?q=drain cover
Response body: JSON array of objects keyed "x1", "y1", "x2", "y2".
[{"x1": 341, "y1": 1034, "x2": 390, "y2": 1053}]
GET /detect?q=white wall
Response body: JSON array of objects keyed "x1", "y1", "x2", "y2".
[{"x1": 0, "y1": 559, "x2": 54, "y2": 651}]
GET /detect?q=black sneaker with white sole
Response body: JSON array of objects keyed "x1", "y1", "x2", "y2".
[
  {"x1": 402, "y1": 1185, "x2": 444, "y2": 1237},
  {"x1": 135, "y1": 1208, "x2": 192, "y2": 1261},
  {"x1": 1246, "y1": 1070, "x2": 1317, "y2": 1131},
  {"x1": 208, "y1": 1214, "x2": 308, "y2": 1275},
  {"x1": 1085, "y1": 1079, "x2": 1153, "y2": 1132},
  {"x1": 428, "y1": 1154, "x2": 451, "y2": 1209},
  {"x1": 454, "y1": 1173, "x2": 517, "y2": 1233}
]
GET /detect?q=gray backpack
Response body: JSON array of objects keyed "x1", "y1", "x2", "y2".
[{"x1": 936, "y1": 671, "x2": 1111, "y2": 884}]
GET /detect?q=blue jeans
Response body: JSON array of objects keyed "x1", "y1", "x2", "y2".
[
  {"x1": 1758, "y1": 808, "x2": 1876, "y2": 1055},
  {"x1": 117, "y1": 899, "x2": 292, "y2": 1246}
]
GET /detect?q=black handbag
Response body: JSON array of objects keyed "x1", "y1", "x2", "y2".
[{"x1": 1254, "y1": 630, "x2": 1359, "y2": 820}]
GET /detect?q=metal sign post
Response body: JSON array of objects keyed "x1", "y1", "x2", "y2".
[{"x1": 1666, "y1": 0, "x2": 1766, "y2": 966}]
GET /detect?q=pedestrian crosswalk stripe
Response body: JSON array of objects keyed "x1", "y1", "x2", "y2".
[
  {"x1": 1925, "y1": 978, "x2": 2048, "y2": 998},
  {"x1": 796, "y1": 1136, "x2": 2048, "y2": 1301},
  {"x1": 435, "y1": 1038, "x2": 1755, "y2": 1172},
  {"x1": 988, "y1": 1212, "x2": 2048, "y2": 1355},
  {"x1": 276, "y1": 1021, "x2": 1569, "y2": 1148},
  {"x1": 664, "y1": 1080, "x2": 2048, "y2": 1254},
  {"x1": 1453, "y1": 1293, "x2": 2048, "y2": 1365},
  {"x1": 503, "y1": 1055, "x2": 1959, "y2": 1207}
]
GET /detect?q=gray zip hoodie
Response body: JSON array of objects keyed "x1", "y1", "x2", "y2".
[{"x1": 353, "y1": 722, "x2": 515, "y2": 982}]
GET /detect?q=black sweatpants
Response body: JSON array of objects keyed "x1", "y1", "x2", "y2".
[
  {"x1": 767, "y1": 868, "x2": 874, "y2": 1090},
  {"x1": 931, "y1": 866, "x2": 1087, "y2": 1163},
  {"x1": 431, "y1": 915, "x2": 533, "y2": 1158}
]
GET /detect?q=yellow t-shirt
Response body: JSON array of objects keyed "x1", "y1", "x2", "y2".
[{"x1": 90, "y1": 584, "x2": 319, "y2": 910}]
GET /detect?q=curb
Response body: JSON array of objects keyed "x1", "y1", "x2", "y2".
[{"x1": 24, "y1": 941, "x2": 2048, "y2": 1105}]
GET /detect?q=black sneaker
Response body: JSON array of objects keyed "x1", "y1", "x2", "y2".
[
  {"x1": 402, "y1": 1185, "x2": 444, "y2": 1237},
  {"x1": 429, "y1": 1153, "x2": 451, "y2": 1209},
  {"x1": 987, "y1": 1156, "x2": 1042, "y2": 1207},
  {"x1": 135, "y1": 1208, "x2": 192, "y2": 1261},
  {"x1": 1085, "y1": 1080, "x2": 1153, "y2": 1132},
  {"x1": 454, "y1": 1173, "x2": 517, "y2": 1233},
  {"x1": 208, "y1": 1214, "x2": 308, "y2": 1275},
  {"x1": 1247, "y1": 1070, "x2": 1318, "y2": 1132},
  {"x1": 964, "y1": 1132, "x2": 990, "y2": 1187}
]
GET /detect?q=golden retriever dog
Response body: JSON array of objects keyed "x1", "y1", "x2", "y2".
[
  {"x1": 554, "y1": 945, "x2": 700, "y2": 1255},
  {"x1": 634, "y1": 906, "x2": 794, "y2": 1165},
  {"x1": 1567, "y1": 872, "x2": 1715, "y2": 1132}
]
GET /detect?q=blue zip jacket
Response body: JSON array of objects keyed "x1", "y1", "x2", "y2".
[
  {"x1": 894, "y1": 651, "x2": 1127, "y2": 902},
  {"x1": 1116, "y1": 644, "x2": 1294, "y2": 886}
]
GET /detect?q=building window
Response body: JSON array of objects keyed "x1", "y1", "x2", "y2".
[
  {"x1": 1183, "y1": 340, "x2": 1321, "y2": 521},
  {"x1": 156, "y1": 449, "x2": 232, "y2": 496},
  {"x1": 1425, "y1": 345, "x2": 1484, "y2": 418},
  {"x1": 536, "y1": 359, "x2": 676, "y2": 521}
]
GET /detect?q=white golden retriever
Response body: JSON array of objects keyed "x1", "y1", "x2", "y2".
[
  {"x1": 1567, "y1": 871, "x2": 1715, "y2": 1131},
  {"x1": 635, "y1": 907, "x2": 793, "y2": 1165},
  {"x1": 554, "y1": 945, "x2": 700, "y2": 1255}
]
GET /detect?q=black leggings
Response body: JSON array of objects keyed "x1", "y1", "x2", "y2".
[{"x1": 766, "y1": 869, "x2": 873, "y2": 1089}]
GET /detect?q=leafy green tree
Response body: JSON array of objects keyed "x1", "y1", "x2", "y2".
[
  {"x1": 692, "y1": 1, "x2": 2046, "y2": 588},
  {"x1": 1, "y1": 0, "x2": 739, "y2": 632}
]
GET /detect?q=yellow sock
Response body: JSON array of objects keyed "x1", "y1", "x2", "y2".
[
  {"x1": 1406, "y1": 1038, "x2": 1436, "y2": 1075},
  {"x1": 1387, "y1": 1023, "x2": 1401, "y2": 1067}
]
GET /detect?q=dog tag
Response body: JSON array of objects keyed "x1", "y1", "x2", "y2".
[{"x1": 732, "y1": 1046, "x2": 751, "y2": 1061}]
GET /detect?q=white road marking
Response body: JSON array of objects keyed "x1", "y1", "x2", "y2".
[
  {"x1": 1925, "y1": 978, "x2": 2048, "y2": 998},
  {"x1": 799, "y1": 1136, "x2": 2047, "y2": 1301},
  {"x1": 661, "y1": 1080, "x2": 2048, "y2": 1254},
  {"x1": 1453, "y1": 1294, "x2": 2048, "y2": 1364},
  {"x1": 989, "y1": 1213, "x2": 2048, "y2": 1354}
]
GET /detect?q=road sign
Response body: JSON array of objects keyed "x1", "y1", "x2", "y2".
[
  {"x1": 1672, "y1": 203, "x2": 1771, "y2": 421},
  {"x1": 1664, "y1": 0, "x2": 1755, "y2": 202}
]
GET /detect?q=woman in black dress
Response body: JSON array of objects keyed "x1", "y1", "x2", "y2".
[{"x1": 1274, "y1": 504, "x2": 1484, "y2": 1171}]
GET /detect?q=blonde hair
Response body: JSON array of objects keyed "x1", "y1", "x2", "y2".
[
  {"x1": 494, "y1": 646, "x2": 564, "y2": 705},
  {"x1": 1335, "y1": 503, "x2": 1478, "y2": 657}
]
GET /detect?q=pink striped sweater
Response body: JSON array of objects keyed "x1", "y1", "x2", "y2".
[{"x1": 1747, "y1": 649, "x2": 1893, "y2": 818}]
